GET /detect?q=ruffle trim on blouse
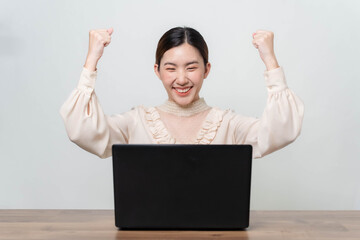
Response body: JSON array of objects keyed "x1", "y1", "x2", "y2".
[
  {"x1": 195, "y1": 107, "x2": 226, "y2": 144},
  {"x1": 143, "y1": 106, "x2": 227, "y2": 144},
  {"x1": 144, "y1": 106, "x2": 176, "y2": 144}
]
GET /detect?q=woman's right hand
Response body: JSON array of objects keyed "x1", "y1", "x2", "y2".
[{"x1": 84, "y1": 28, "x2": 113, "y2": 71}]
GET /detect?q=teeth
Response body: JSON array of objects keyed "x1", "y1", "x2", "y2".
[{"x1": 175, "y1": 87, "x2": 191, "y2": 93}]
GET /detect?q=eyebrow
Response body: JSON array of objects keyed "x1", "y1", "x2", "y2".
[{"x1": 163, "y1": 61, "x2": 199, "y2": 67}]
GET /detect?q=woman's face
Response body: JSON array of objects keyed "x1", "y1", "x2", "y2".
[{"x1": 154, "y1": 43, "x2": 211, "y2": 107}]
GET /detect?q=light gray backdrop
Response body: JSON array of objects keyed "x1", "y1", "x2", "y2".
[{"x1": 1, "y1": 0, "x2": 359, "y2": 210}]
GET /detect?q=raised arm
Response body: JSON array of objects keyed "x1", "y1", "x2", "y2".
[
  {"x1": 232, "y1": 30, "x2": 304, "y2": 158},
  {"x1": 59, "y1": 28, "x2": 135, "y2": 159}
]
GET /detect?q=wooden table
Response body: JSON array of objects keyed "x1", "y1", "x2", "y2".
[{"x1": 0, "y1": 210, "x2": 359, "y2": 239}]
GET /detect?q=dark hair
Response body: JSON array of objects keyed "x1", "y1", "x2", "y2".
[{"x1": 155, "y1": 26, "x2": 209, "y2": 70}]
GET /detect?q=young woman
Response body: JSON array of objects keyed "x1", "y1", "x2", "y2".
[{"x1": 60, "y1": 26, "x2": 304, "y2": 159}]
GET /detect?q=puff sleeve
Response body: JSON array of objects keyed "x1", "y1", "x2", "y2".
[
  {"x1": 59, "y1": 67, "x2": 136, "y2": 159},
  {"x1": 233, "y1": 66, "x2": 304, "y2": 158}
]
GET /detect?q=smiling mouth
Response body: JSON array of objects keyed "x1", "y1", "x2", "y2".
[{"x1": 173, "y1": 87, "x2": 193, "y2": 93}]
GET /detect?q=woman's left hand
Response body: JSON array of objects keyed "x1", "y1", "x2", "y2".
[{"x1": 252, "y1": 30, "x2": 280, "y2": 71}]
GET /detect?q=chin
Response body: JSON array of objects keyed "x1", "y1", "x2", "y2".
[{"x1": 172, "y1": 96, "x2": 196, "y2": 107}]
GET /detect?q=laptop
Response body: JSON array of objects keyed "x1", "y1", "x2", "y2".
[{"x1": 112, "y1": 144, "x2": 253, "y2": 230}]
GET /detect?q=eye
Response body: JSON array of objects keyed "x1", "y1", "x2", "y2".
[
  {"x1": 187, "y1": 67, "x2": 197, "y2": 71},
  {"x1": 166, "y1": 68, "x2": 175, "y2": 71}
]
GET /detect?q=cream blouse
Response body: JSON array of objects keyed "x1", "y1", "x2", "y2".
[{"x1": 59, "y1": 66, "x2": 304, "y2": 159}]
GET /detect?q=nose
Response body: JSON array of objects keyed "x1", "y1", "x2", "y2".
[{"x1": 175, "y1": 71, "x2": 189, "y2": 86}]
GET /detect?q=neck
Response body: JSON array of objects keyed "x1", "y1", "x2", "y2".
[{"x1": 156, "y1": 98, "x2": 211, "y2": 117}]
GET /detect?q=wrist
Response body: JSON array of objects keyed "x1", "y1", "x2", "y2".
[
  {"x1": 264, "y1": 56, "x2": 279, "y2": 71},
  {"x1": 84, "y1": 57, "x2": 98, "y2": 72}
]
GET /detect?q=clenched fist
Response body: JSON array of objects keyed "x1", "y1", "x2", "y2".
[
  {"x1": 84, "y1": 28, "x2": 113, "y2": 71},
  {"x1": 252, "y1": 30, "x2": 279, "y2": 71}
]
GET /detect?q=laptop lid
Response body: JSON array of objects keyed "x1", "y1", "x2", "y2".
[{"x1": 112, "y1": 144, "x2": 252, "y2": 230}]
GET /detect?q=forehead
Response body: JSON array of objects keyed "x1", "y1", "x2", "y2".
[{"x1": 161, "y1": 43, "x2": 202, "y2": 64}]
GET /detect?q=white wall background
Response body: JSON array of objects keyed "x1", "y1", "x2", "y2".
[{"x1": 0, "y1": 0, "x2": 359, "y2": 210}]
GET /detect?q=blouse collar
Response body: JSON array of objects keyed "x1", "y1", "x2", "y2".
[{"x1": 156, "y1": 97, "x2": 211, "y2": 117}]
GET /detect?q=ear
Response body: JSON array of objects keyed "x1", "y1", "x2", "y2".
[
  {"x1": 203, "y1": 62, "x2": 211, "y2": 79},
  {"x1": 154, "y1": 64, "x2": 161, "y2": 79}
]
